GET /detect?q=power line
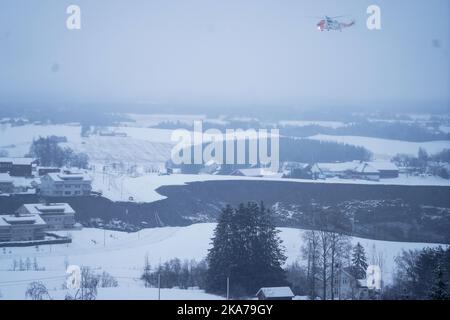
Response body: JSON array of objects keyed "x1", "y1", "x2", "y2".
[{"x1": 0, "y1": 275, "x2": 66, "y2": 287}]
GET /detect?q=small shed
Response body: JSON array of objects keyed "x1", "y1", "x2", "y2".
[{"x1": 256, "y1": 287, "x2": 294, "y2": 300}]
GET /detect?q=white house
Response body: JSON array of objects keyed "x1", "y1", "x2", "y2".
[
  {"x1": 16, "y1": 203, "x2": 76, "y2": 230},
  {"x1": 40, "y1": 172, "x2": 92, "y2": 197},
  {"x1": 0, "y1": 213, "x2": 47, "y2": 242},
  {"x1": 325, "y1": 268, "x2": 370, "y2": 300}
]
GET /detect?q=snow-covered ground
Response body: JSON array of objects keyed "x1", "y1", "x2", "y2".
[
  {"x1": 0, "y1": 223, "x2": 443, "y2": 300},
  {"x1": 2, "y1": 123, "x2": 449, "y2": 165},
  {"x1": 0, "y1": 124, "x2": 82, "y2": 157},
  {"x1": 0, "y1": 124, "x2": 176, "y2": 166},
  {"x1": 309, "y1": 134, "x2": 450, "y2": 160}
]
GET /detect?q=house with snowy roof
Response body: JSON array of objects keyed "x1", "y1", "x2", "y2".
[
  {"x1": 16, "y1": 203, "x2": 76, "y2": 230},
  {"x1": 314, "y1": 161, "x2": 399, "y2": 180},
  {"x1": 0, "y1": 173, "x2": 14, "y2": 194},
  {"x1": 40, "y1": 171, "x2": 92, "y2": 197},
  {"x1": 256, "y1": 287, "x2": 294, "y2": 300},
  {"x1": 323, "y1": 267, "x2": 371, "y2": 300},
  {"x1": 368, "y1": 161, "x2": 399, "y2": 178},
  {"x1": 0, "y1": 213, "x2": 47, "y2": 242}
]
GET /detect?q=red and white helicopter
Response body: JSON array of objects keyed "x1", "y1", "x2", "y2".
[{"x1": 316, "y1": 16, "x2": 355, "y2": 32}]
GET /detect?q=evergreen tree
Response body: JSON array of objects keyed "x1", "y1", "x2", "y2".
[
  {"x1": 429, "y1": 264, "x2": 449, "y2": 300},
  {"x1": 351, "y1": 242, "x2": 368, "y2": 279},
  {"x1": 206, "y1": 205, "x2": 236, "y2": 294},
  {"x1": 206, "y1": 202, "x2": 286, "y2": 297}
]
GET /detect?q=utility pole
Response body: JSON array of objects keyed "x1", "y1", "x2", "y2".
[
  {"x1": 226, "y1": 277, "x2": 230, "y2": 300},
  {"x1": 158, "y1": 273, "x2": 161, "y2": 300},
  {"x1": 103, "y1": 229, "x2": 106, "y2": 247},
  {"x1": 120, "y1": 177, "x2": 123, "y2": 200}
]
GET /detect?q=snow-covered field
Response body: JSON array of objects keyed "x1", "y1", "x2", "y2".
[
  {"x1": 0, "y1": 124, "x2": 176, "y2": 166},
  {"x1": 2, "y1": 123, "x2": 449, "y2": 165},
  {"x1": 0, "y1": 223, "x2": 443, "y2": 300},
  {"x1": 0, "y1": 124, "x2": 82, "y2": 157},
  {"x1": 309, "y1": 134, "x2": 450, "y2": 160}
]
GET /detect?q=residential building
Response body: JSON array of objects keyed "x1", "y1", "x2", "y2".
[
  {"x1": 369, "y1": 161, "x2": 399, "y2": 178},
  {"x1": 256, "y1": 287, "x2": 294, "y2": 300},
  {"x1": 314, "y1": 161, "x2": 399, "y2": 180},
  {"x1": 326, "y1": 268, "x2": 370, "y2": 300},
  {"x1": 40, "y1": 172, "x2": 92, "y2": 197},
  {"x1": 0, "y1": 173, "x2": 14, "y2": 194},
  {"x1": 231, "y1": 168, "x2": 264, "y2": 177},
  {"x1": 16, "y1": 203, "x2": 76, "y2": 230},
  {"x1": 0, "y1": 213, "x2": 47, "y2": 242},
  {"x1": 230, "y1": 168, "x2": 280, "y2": 177},
  {"x1": 0, "y1": 157, "x2": 37, "y2": 177},
  {"x1": 37, "y1": 167, "x2": 61, "y2": 176}
]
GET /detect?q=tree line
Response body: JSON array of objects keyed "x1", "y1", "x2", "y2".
[
  {"x1": 140, "y1": 202, "x2": 373, "y2": 300},
  {"x1": 383, "y1": 246, "x2": 449, "y2": 300},
  {"x1": 28, "y1": 136, "x2": 89, "y2": 169}
]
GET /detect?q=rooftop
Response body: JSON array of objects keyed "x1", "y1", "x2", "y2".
[
  {"x1": 0, "y1": 214, "x2": 46, "y2": 227},
  {"x1": 354, "y1": 163, "x2": 379, "y2": 174},
  {"x1": 233, "y1": 168, "x2": 278, "y2": 177},
  {"x1": 368, "y1": 161, "x2": 399, "y2": 171},
  {"x1": 46, "y1": 172, "x2": 91, "y2": 182},
  {"x1": 0, "y1": 157, "x2": 36, "y2": 166},
  {"x1": 256, "y1": 287, "x2": 294, "y2": 298},
  {"x1": 21, "y1": 203, "x2": 75, "y2": 215},
  {"x1": 316, "y1": 161, "x2": 360, "y2": 172},
  {"x1": 0, "y1": 173, "x2": 13, "y2": 183}
]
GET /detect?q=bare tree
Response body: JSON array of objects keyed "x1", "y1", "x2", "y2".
[
  {"x1": 318, "y1": 231, "x2": 332, "y2": 300},
  {"x1": 99, "y1": 271, "x2": 118, "y2": 288},
  {"x1": 329, "y1": 232, "x2": 352, "y2": 300},
  {"x1": 302, "y1": 230, "x2": 320, "y2": 299},
  {"x1": 25, "y1": 282, "x2": 52, "y2": 300}
]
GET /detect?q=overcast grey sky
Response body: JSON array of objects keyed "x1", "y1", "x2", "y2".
[{"x1": 0, "y1": 0, "x2": 449, "y2": 108}]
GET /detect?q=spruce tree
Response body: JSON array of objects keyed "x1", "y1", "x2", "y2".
[
  {"x1": 429, "y1": 264, "x2": 449, "y2": 300},
  {"x1": 206, "y1": 205, "x2": 236, "y2": 294},
  {"x1": 351, "y1": 242, "x2": 368, "y2": 279},
  {"x1": 250, "y1": 202, "x2": 286, "y2": 291},
  {"x1": 206, "y1": 202, "x2": 287, "y2": 297}
]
